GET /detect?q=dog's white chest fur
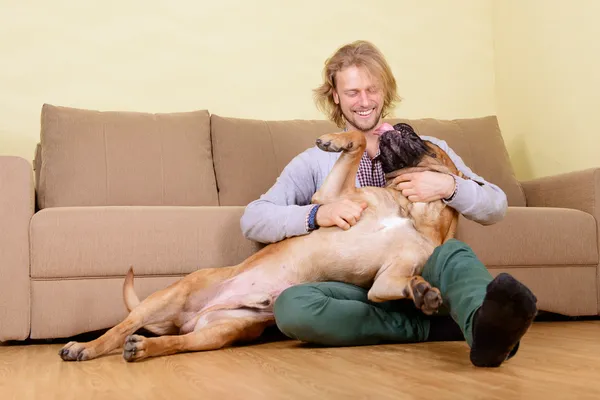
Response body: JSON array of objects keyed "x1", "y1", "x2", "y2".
[{"x1": 379, "y1": 216, "x2": 412, "y2": 230}]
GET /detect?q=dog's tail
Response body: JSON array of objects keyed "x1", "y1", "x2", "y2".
[
  {"x1": 123, "y1": 266, "x2": 141, "y2": 312},
  {"x1": 122, "y1": 266, "x2": 179, "y2": 335}
]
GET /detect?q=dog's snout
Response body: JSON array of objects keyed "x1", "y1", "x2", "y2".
[{"x1": 316, "y1": 138, "x2": 331, "y2": 148}]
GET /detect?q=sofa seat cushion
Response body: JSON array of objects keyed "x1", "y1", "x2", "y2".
[
  {"x1": 30, "y1": 276, "x2": 185, "y2": 339},
  {"x1": 487, "y1": 266, "x2": 597, "y2": 316},
  {"x1": 456, "y1": 207, "x2": 598, "y2": 266},
  {"x1": 37, "y1": 104, "x2": 218, "y2": 208},
  {"x1": 30, "y1": 207, "x2": 263, "y2": 279}
]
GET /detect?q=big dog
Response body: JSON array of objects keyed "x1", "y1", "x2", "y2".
[{"x1": 59, "y1": 123, "x2": 464, "y2": 362}]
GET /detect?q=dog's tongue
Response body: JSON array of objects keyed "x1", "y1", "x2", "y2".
[{"x1": 373, "y1": 123, "x2": 395, "y2": 136}]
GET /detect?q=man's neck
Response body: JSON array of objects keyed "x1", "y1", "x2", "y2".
[{"x1": 364, "y1": 132, "x2": 379, "y2": 159}]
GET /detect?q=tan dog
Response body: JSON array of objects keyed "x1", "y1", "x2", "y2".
[{"x1": 59, "y1": 126, "x2": 463, "y2": 362}]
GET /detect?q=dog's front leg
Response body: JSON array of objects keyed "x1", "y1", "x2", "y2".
[
  {"x1": 312, "y1": 130, "x2": 366, "y2": 204},
  {"x1": 122, "y1": 316, "x2": 271, "y2": 362}
]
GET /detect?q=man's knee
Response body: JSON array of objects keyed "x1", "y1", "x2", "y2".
[
  {"x1": 423, "y1": 238, "x2": 486, "y2": 283},
  {"x1": 274, "y1": 284, "x2": 327, "y2": 342},
  {"x1": 439, "y1": 238, "x2": 473, "y2": 251},
  {"x1": 432, "y1": 239, "x2": 477, "y2": 264}
]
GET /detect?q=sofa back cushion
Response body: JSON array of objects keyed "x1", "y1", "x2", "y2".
[
  {"x1": 386, "y1": 116, "x2": 526, "y2": 206},
  {"x1": 211, "y1": 115, "x2": 341, "y2": 206},
  {"x1": 36, "y1": 104, "x2": 218, "y2": 209},
  {"x1": 211, "y1": 114, "x2": 525, "y2": 207}
]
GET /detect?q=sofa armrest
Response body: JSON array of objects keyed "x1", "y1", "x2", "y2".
[
  {"x1": 0, "y1": 156, "x2": 34, "y2": 341},
  {"x1": 522, "y1": 168, "x2": 600, "y2": 316},
  {"x1": 521, "y1": 168, "x2": 600, "y2": 217}
]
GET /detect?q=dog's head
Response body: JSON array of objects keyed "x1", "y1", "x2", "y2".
[{"x1": 378, "y1": 123, "x2": 436, "y2": 174}]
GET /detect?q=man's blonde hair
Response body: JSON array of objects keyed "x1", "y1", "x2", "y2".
[{"x1": 313, "y1": 40, "x2": 401, "y2": 128}]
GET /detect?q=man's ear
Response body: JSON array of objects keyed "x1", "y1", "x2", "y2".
[{"x1": 333, "y1": 89, "x2": 340, "y2": 104}]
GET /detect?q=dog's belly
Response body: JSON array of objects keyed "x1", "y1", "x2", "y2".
[
  {"x1": 178, "y1": 203, "x2": 433, "y2": 334},
  {"x1": 192, "y1": 308, "x2": 274, "y2": 333},
  {"x1": 179, "y1": 268, "x2": 293, "y2": 333},
  {"x1": 298, "y1": 212, "x2": 430, "y2": 286}
]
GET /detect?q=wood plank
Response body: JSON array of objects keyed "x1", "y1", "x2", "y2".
[{"x1": 1, "y1": 321, "x2": 599, "y2": 399}]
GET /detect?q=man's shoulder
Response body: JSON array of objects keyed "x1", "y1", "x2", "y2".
[
  {"x1": 281, "y1": 146, "x2": 341, "y2": 180},
  {"x1": 419, "y1": 135, "x2": 450, "y2": 149},
  {"x1": 294, "y1": 145, "x2": 341, "y2": 163}
]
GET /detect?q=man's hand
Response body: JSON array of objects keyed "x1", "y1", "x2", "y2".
[
  {"x1": 392, "y1": 171, "x2": 455, "y2": 202},
  {"x1": 316, "y1": 199, "x2": 368, "y2": 230}
]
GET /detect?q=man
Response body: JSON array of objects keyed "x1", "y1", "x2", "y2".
[{"x1": 240, "y1": 40, "x2": 537, "y2": 367}]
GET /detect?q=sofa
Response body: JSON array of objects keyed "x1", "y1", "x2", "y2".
[{"x1": 1, "y1": 103, "x2": 598, "y2": 342}]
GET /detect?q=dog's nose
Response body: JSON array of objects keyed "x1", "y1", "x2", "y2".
[{"x1": 316, "y1": 138, "x2": 330, "y2": 148}]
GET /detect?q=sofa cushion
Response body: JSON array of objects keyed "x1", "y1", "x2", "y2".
[
  {"x1": 211, "y1": 114, "x2": 526, "y2": 207},
  {"x1": 488, "y1": 266, "x2": 598, "y2": 316},
  {"x1": 30, "y1": 206, "x2": 263, "y2": 278},
  {"x1": 30, "y1": 276, "x2": 183, "y2": 339},
  {"x1": 37, "y1": 104, "x2": 218, "y2": 209},
  {"x1": 386, "y1": 116, "x2": 526, "y2": 207},
  {"x1": 456, "y1": 207, "x2": 598, "y2": 266},
  {"x1": 211, "y1": 115, "x2": 340, "y2": 206}
]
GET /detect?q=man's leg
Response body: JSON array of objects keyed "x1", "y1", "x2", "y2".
[
  {"x1": 273, "y1": 281, "x2": 430, "y2": 347},
  {"x1": 422, "y1": 239, "x2": 538, "y2": 367}
]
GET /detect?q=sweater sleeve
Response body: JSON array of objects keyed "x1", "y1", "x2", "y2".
[
  {"x1": 422, "y1": 136, "x2": 508, "y2": 225},
  {"x1": 240, "y1": 148, "x2": 321, "y2": 244}
]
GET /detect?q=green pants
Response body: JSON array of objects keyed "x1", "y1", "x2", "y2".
[{"x1": 273, "y1": 239, "x2": 492, "y2": 347}]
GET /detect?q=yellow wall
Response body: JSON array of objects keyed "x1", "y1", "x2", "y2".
[
  {"x1": 493, "y1": 0, "x2": 600, "y2": 180},
  {"x1": 0, "y1": 1, "x2": 495, "y2": 163}
]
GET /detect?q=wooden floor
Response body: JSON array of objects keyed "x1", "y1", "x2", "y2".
[{"x1": 1, "y1": 321, "x2": 600, "y2": 399}]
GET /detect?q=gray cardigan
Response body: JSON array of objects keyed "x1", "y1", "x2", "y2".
[{"x1": 240, "y1": 136, "x2": 508, "y2": 244}]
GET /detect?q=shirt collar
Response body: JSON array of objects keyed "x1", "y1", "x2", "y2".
[{"x1": 361, "y1": 147, "x2": 381, "y2": 161}]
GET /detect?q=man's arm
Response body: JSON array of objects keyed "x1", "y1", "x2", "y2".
[
  {"x1": 240, "y1": 148, "x2": 320, "y2": 244},
  {"x1": 423, "y1": 136, "x2": 508, "y2": 225}
]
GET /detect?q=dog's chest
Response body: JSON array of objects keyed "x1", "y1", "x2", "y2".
[
  {"x1": 364, "y1": 213, "x2": 422, "y2": 245},
  {"x1": 378, "y1": 216, "x2": 412, "y2": 231}
]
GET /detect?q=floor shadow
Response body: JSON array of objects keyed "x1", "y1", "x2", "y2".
[{"x1": 2, "y1": 312, "x2": 597, "y2": 347}]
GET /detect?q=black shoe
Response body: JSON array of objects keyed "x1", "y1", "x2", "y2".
[{"x1": 470, "y1": 273, "x2": 538, "y2": 367}]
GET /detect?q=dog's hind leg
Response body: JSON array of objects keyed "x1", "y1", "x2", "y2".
[
  {"x1": 312, "y1": 130, "x2": 366, "y2": 204},
  {"x1": 368, "y1": 258, "x2": 443, "y2": 315},
  {"x1": 59, "y1": 282, "x2": 189, "y2": 361},
  {"x1": 122, "y1": 311, "x2": 273, "y2": 362}
]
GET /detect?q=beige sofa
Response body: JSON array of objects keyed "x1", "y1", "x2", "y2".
[{"x1": 1, "y1": 104, "x2": 598, "y2": 342}]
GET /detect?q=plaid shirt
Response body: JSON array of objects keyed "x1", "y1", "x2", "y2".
[
  {"x1": 306, "y1": 145, "x2": 386, "y2": 231},
  {"x1": 357, "y1": 148, "x2": 386, "y2": 187}
]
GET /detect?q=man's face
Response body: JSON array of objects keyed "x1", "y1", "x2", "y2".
[{"x1": 333, "y1": 65, "x2": 385, "y2": 133}]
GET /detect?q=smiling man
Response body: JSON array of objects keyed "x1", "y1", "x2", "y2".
[
  {"x1": 315, "y1": 48, "x2": 459, "y2": 206},
  {"x1": 240, "y1": 40, "x2": 537, "y2": 367}
]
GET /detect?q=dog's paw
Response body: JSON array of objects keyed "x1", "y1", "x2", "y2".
[
  {"x1": 316, "y1": 133, "x2": 356, "y2": 153},
  {"x1": 410, "y1": 278, "x2": 443, "y2": 315},
  {"x1": 123, "y1": 334, "x2": 148, "y2": 362},
  {"x1": 58, "y1": 341, "x2": 92, "y2": 361}
]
